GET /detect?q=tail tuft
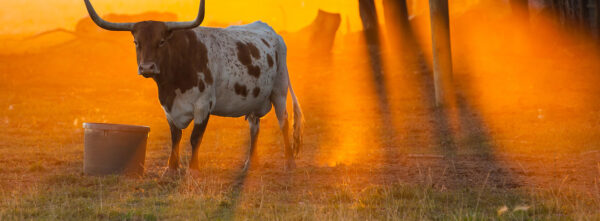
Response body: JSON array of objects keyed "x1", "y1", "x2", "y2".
[{"x1": 289, "y1": 79, "x2": 303, "y2": 157}]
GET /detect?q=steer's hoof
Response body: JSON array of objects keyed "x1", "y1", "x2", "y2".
[
  {"x1": 284, "y1": 160, "x2": 296, "y2": 172},
  {"x1": 161, "y1": 168, "x2": 179, "y2": 179}
]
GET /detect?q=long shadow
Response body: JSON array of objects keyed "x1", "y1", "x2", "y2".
[
  {"x1": 380, "y1": 21, "x2": 520, "y2": 188},
  {"x1": 362, "y1": 28, "x2": 403, "y2": 158},
  {"x1": 412, "y1": 46, "x2": 519, "y2": 189},
  {"x1": 205, "y1": 131, "x2": 256, "y2": 220},
  {"x1": 454, "y1": 79, "x2": 519, "y2": 188},
  {"x1": 208, "y1": 132, "x2": 291, "y2": 220},
  {"x1": 209, "y1": 155, "x2": 297, "y2": 220},
  {"x1": 210, "y1": 166, "x2": 249, "y2": 220}
]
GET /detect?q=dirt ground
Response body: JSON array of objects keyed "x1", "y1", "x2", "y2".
[{"x1": 1, "y1": 10, "x2": 600, "y2": 219}]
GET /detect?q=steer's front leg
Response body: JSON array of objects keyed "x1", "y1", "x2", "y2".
[
  {"x1": 189, "y1": 115, "x2": 210, "y2": 176},
  {"x1": 163, "y1": 120, "x2": 182, "y2": 178}
]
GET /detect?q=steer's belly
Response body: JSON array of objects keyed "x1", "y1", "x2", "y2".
[{"x1": 211, "y1": 83, "x2": 274, "y2": 118}]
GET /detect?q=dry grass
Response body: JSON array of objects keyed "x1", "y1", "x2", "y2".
[{"x1": 1, "y1": 171, "x2": 599, "y2": 220}]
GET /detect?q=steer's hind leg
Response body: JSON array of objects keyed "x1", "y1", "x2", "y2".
[
  {"x1": 243, "y1": 115, "x2": 260, "y2": 172},
  {"x1": 271, "y1": 96, "x2": 296, "y2": 171},
  {"x1": 163, "y1": 120, "x2": 182, "y2": 178},
  {"x1": 189, "y1": 115, "x2": 210, "y2": 176}
]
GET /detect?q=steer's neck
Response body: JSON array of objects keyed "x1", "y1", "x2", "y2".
[
  {"x1": 148, "y1": 29, "x2": 202, "y2": 111},
  {"x1": 152, "y1": 74, "x2": 172, "y2": 88},
  {"x1": 152, "y1": 73, "x2": 178, "y2": 112}
]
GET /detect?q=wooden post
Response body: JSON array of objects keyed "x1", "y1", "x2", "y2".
[{"x1": 428, "y1": 0, "x2": 453, "y2": 107}]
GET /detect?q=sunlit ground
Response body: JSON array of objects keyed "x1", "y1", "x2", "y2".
[{"x1": 1, "y1": 1, "x2": 600, "y2": 219}]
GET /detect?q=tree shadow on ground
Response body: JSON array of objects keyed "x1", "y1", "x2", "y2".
[{"x1": 370, "y1": 25, "x2": 520, "y2": 189}]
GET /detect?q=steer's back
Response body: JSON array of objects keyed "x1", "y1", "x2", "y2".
[{"x1": 193, "y1": 21, "x2": 285, "y2": 118}]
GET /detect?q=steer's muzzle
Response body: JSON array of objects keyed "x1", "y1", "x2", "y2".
[{"x1": 138, "y1": 63, "x2": 160, "y2": 78}]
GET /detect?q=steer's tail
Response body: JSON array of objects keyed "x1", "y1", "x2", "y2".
[{"x1": 288, "y1": 78, "x2": 304, "y2": 157}]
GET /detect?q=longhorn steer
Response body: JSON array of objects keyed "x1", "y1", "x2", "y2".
[{"x1": 83, "y1": 0, "x2": 303, "y2": 175}]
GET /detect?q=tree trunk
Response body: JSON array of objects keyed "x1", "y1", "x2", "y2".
[
  {"x1": 553, "y1": 0, "x2": 565, "y2": 24},
  {"x1": 548, "y1": 0, "x2": 591, "y2": 32},
  {"x1": 359, "y1": 0, "x2": 380, "y2": 46},
  {"x1": 578, "y1": 0, "x2": 591, "y2": 33},
  {"x1": 597, "y1": 0, "x2": 600, "y2": 41},
  {"x1": 429, "y1": 0, "x2": 453, "y2": 107}
]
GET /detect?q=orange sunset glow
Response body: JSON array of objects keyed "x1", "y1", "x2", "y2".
[
  {"x1": 1, "y1": 0, "x2": 600, "y2": 219},
  {"x1": 0, "y1": 0, "x2": 365, "y2": 35}
]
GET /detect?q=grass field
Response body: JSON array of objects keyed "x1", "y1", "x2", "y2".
[{"x1": 2, "y1": 8, "x2": 600, "y2": 220}]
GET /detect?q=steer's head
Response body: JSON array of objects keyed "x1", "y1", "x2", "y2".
[{"x1": 83, "y1": 0, "x2": 205, "y2": 78}]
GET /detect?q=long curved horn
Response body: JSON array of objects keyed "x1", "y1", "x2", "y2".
[
  {"x1": 165, "y1": 0, "x2": 205, "y2": 31},
  {"x1": 84, "y1": 0, "x2": 135, "y2": 31}
]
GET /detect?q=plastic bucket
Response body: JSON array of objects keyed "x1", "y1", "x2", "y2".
[{"x1": 83, "y1": 123, "x2": 150, "y2": 176}]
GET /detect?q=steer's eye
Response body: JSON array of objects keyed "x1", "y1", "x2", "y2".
[
  {"x1": 134, "y1": 41, "x2": 139, "y2": 48},
  {"x1": 159, "y1": 39, "x2": 166, "y2": 47}
]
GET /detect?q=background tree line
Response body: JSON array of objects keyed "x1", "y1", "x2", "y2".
[{"x1": 359, "y1": 0, "x2": 600, "y2": 40}]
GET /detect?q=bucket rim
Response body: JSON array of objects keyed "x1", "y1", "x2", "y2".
[{"x1": 83, "y1": 122, "x2": 150, "y2": 133}]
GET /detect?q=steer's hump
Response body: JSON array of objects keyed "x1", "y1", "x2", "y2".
[{"x1": 226, "y1": 21, "x2": 277, "y2": 35}]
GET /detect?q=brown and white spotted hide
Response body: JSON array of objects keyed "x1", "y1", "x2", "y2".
[{"x1": 133, "y1": 21, "x2": 285, "y2": 129}]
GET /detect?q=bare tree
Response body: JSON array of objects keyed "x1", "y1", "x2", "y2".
[{"x1": 359, "y1": 0, "x2": 380, "y2": 46}]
